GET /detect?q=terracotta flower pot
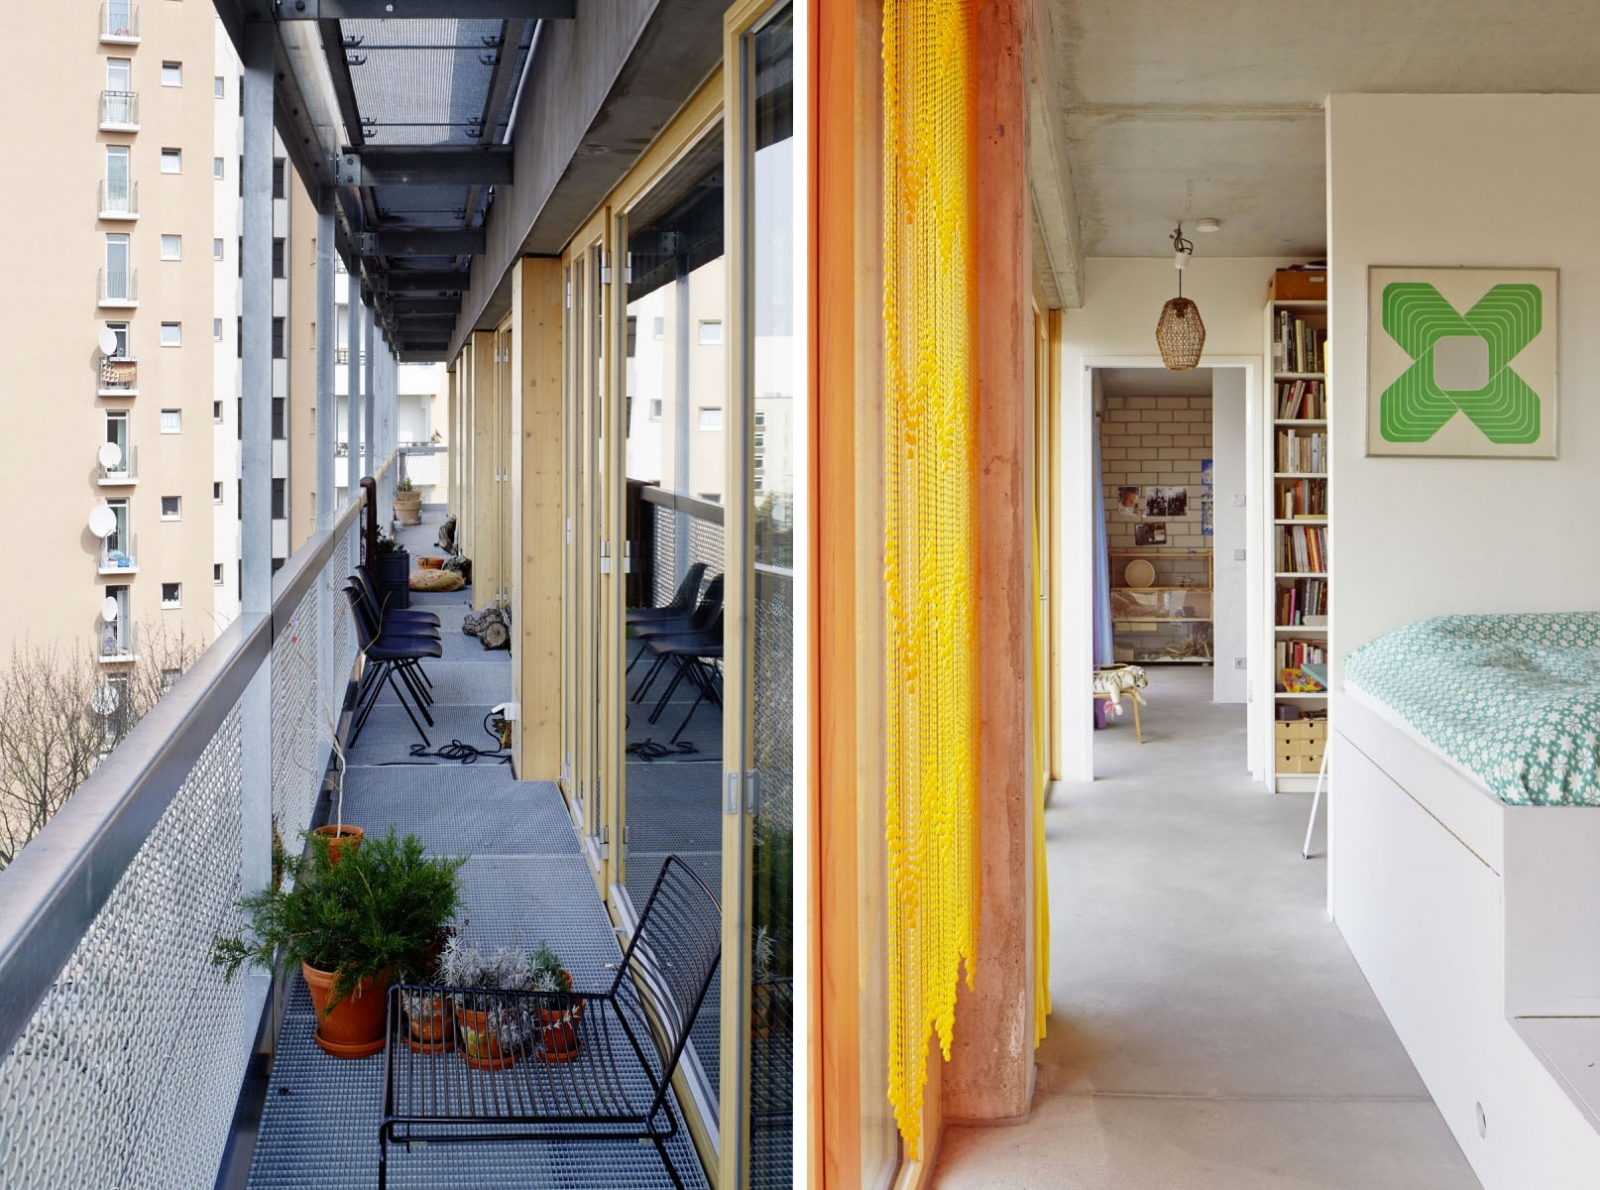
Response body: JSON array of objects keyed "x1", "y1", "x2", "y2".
[
  {"x1": 312, "y1": 823, "x2": 364, "y2": 865},
  {"x1": 394, "y1": 491, "x2": 423, "y2": 526},
  {"x1": 403, "y1": 991, "x2": 454, "y2": 1054},
  {"x1": 302, "y1": 962, "x2": 389, "y2": 1059},
  {"x1": 417, "y1": 556, "x2": 444, "y2": 570},
  {"x1": 538, "y1": 973, "x2": 585, "y2": 1063},
  {"x1": 455, "y1": 1003, "x2": 523, "y2": 1071}
]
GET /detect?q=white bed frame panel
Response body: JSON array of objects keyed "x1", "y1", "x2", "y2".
[{"x1": 1331, "y1": 692, "x2": 1600, "y2": 1189}]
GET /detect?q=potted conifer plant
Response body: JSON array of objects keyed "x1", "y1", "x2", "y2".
[{"x1": 214, "y1": 828, "x2": 463, "y2": 1059}]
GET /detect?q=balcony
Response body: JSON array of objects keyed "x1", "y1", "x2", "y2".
[
  {"x1": 97, "y1": 619, "x2": 138, "y2": 664},
  {"x1": 98, "y1": 268, "x2": 138, "y2": 308},
  {"x1": 0, "y1": 498, "x2": 712, "y2": 1190},
  {"x1": 98, "y1": 90, "x2": 139, "y2": 132},
  {"x1": 99, "y1": 445, "x2": 138, "y2": 486},
  {"x1": 99, "y1": 354, "x2": 138, "y2": 395},
  {"x1": 333, "y1": 347, "x2": 364, "y2": 365},
  {"x1": 99, "y1": 178, "x2": 139, "y2": 220},
  {"x1": 99, "y1": 2, "x2": 139, "y2": 43},
  {"x1": 98, "y1": 533, "x2": 137, "y2": 575}
]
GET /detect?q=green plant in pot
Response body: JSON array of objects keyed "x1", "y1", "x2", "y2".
[
  {"x1": 529, "y1": 941, "x2": 584, "y2": 1062},
  {"x1": 436, "y1": 937, "x2": 536, "y2": 1070},
  {"x1": 393, "y1": 475, "x2": 422, "y2": 526},
  {"x1": 213, "y1": 828, "x2": 463, "y2": 1060},
  {"x1": 372, "y1": 531, "x2": 412, "y2": 612}
]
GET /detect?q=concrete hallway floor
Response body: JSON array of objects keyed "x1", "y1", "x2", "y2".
[{"x1": 931, "y1": 666, "x2": 1479, "y2": 1189}]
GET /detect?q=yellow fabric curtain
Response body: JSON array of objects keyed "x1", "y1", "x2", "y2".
[
  {"x1": 1032, "y1": 523, "x2": 1051, "y2": 1047},
  {"x1": 882, "y1": 0, "x2": 980, "y2": 1161}
]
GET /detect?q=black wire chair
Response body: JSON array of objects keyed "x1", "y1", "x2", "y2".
[{"x1": 378, "y1": 856, "x2": 722, "y2": 1190}]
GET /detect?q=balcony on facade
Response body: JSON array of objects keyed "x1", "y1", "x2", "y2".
[
  {"x1": 98, "y1": 90, "x2": 139, "y2": 132},
  {"x1": 99, "y1": 2, "x2": 140, "y2": 44},
  {"x1": 333, "y1": 347, "x2": 364, "y2": 366},
  {"x1": 97, "y1": 618, "x2": 138, "y2": 665},
  {"x1": 99, "y1": 354, "x2": 138, "y2": 395},
  {"x1": 98, "y1": 268, "x2": 138, "y2": 308},
  {"x1": 99, "y1": 445, "x2": 138, "y2": 486},
  {"x1": 99, "y1": 533, "x2": 137, "y2": 575},
  {"x1": 99, "y1": 178, "x2": 139, "y2": 221}
]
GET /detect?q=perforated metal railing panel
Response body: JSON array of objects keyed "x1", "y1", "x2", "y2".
[
  {"x1": 272, "y1": 582, "x2": 323, "y2": 844},
  {"x1": 0, "y1": 709, "x2": 249, "y2": 1190}
]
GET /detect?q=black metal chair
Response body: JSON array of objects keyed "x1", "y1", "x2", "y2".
[
  {"x1": 640, "y1": 613, "x2": 724, "y2": 744},
  {"x1": 630, "y1": 575, "x2": 724, "y2": 701},
  {"x1": 344, "y1": 580, "x2": 438, "y2": 714},
  {"x1": 626, "y1": 562, "x2": 708, "y2": 626},
  {"x1": 379, "y1": 856, "x2": 721, "y2": 1190},
  {"x1": 343, "y1": 586, "x2": 443, "y2": 747}
]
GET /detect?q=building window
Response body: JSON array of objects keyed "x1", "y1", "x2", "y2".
[
  {"x1": 105, "y1": 321, "x2": 130, "y2": 358},
  {"x1": 753, "y1": 431, "x2": 765, "y2": 448},
  {"x1": 272, "y1": 478, "x2": 286, "y2": 520},
  {"x1": 212, "y1": 318, "x2": 222, "y2": 341},
  {"x1": 653, "y1": 316, "x2": 665, "y2": 340},
  {"x1": 213, "y1": 482, "x2": 224, "y2": 503},
  {"x1": 272, "y1": 238, "x2": 285, "y2": 279},
  {"x1": 213, "y1": 157, "x2": 224, "y2": 180},
  {"x1": 754, "y1": 411, "x2": 766, "y2": 427},
  {"x1": 271, "y1": 397, "x2": 286, "y2": 439},
  {"x1": 698, "y1": 320, "x2": 723, "y2": 345},
  {"x1": 213, "y1": 237, "x2": 224, "y2": 261},
  {"x1": 105, "y1": 234, "x2": 130, "y2": 298},
  {"x1": 213, "y1": 400, "x2": 223, "y2": 423},
  {"x1": 160, "y1": 409, "x2": 181, "y2": 433},
  {"x1": 104, "y1": 411, "x2": 129, "y2": 473},
  {"x1": 649, "y1": 398, "x2": 663, "y2": 421},
  {"x1": 160, "y1": 234, "x2": 181, "y2": 260},
  {"x1": 160, "y1": 148, "x2": 181, "y2": 174},
  {"x1": 160, "y1": 322, "x2": 181, "y2": 347},
  {"x1": 106, "y1": 58, "x2": 131, "y2": 91},
  {"x1": 698, "y1": 407, "x2": 723, "y2": 432},
  {"x1": 214, "y1": 563, "x2": 224, "y2": 585},
  {"x1": 160, "y1": 62, "x2": 181, "y2": 87},
  {"x1": 271, "y1": 317, "x2": 285, "y2": 359},
  {"x1": 272, "y1": 158, "x2": 285, "y2": 200},
  {"x1": 213, "y1": 76, "x2": 224, "y2": 99},
  {"x1": 105, "y1": 146, "x2": 131, "y2": 211},
  {"x1": 160, "y1": 496, "x2": 180, "y2": 520},
  {"x1": 160, "y1": 583, "x2": 181, "y2": 609}
]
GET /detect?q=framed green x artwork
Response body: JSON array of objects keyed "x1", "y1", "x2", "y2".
[{"x1": 1367, "y1": 266, "x2": 1558, "y2": 458}]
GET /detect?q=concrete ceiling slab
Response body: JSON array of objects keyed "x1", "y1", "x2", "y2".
[
  {"x1": 1098, "y1": 366, "x2": 1214, "y2": 400},
  {"x1": 1047, "y1": 0, "x2": 1600, "y2": 257}
]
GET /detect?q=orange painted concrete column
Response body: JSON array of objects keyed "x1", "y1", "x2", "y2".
[{"x1": 943, "y1": 0, "x2": 1037, "y2": 1123}]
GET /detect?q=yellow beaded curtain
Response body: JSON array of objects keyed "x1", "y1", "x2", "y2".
[{"x1": 882, "y1": 0, "x2": 980, "y2": 1159}]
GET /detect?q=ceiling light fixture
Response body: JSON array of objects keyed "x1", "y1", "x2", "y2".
[
  {"x1": 1195, "y1": 217, "x2": 1221, "y2": 234},
  {"x1": 1156, "y1": 222, "x2": 1206, "y2": 370}
]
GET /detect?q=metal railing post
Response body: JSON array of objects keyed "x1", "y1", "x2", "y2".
[
  {"x1": 238, "y1": 14, "x2": 274, "y2": 1040},
  {"x1": 364, "y1": 305, "x2": 377, "y2": 500},
  {"x1": 315, "y1": 197, "x2": 338, "y2": 745},
  {"x1": 345, "y1": 270, "x2": 362, "y2": 568}
]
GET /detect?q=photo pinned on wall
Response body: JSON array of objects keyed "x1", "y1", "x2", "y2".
[
  {"x1": 1143, "y1": 486, "x2": 1189, "y2": 518},
  {"x1": 1200, "y1": 459, "x2": 1213, "y2": 491},
  {"x1": 1201, "y1": 497, "x2": 1214, "y2": 537},
  {"x1": 1367, "y1": 266, "x2": 1558, "y2": 458},
  {"x1": 1134, "y1": 522, "x2": 1166, "y2": 547},
  {"x1": 1117, "y1": 486, "x2": 1140, "y2": 517}
]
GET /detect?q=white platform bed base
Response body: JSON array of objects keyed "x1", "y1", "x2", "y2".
[{"x1": 1332, "y1": 690, "x2": 1600, "y2": 1189}]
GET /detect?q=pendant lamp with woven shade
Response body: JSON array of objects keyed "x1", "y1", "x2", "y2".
[{"x1": 1156, "y1": 223, "x2": 1206, "y2": 370}]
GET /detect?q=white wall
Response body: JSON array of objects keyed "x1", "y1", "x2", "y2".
[
  {"x1": 1212, "y1": 368, "x2": 1248, "y2": 703},
  {"x1": 1327, "y1": 95, "x2": 1600, "y2": 686},
  {"x1": 1059, "y1": 257, "x2": 1294, "y2": 779}
]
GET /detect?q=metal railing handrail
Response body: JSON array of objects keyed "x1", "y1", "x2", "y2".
[
  {"x1": 639, "y1": 484, "x2": 725, "y2": 526},
  {"x1": 0, "y1": 462, "x2": 389, "y2": 1059},
  {"x1": 99, "y1": 177, "x2": 138, "y2": 215},
  {"x1": 99, "y1": 90, "x2": 140, "y2": 127},
  {"x1": 99, "y1": 2, "x2": 140, "y2": 39}
]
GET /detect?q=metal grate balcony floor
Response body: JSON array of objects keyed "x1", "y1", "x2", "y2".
[{"x1": 245, "y1": 513, "x2": 709, "y2": 1190}]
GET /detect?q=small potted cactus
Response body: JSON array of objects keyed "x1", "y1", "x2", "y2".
[
  {"x1": 529, "y1": 942, "x2": 584, "y2": 1062},
  {"x1": 437, "y1": 937, "x2": 534, "y2": 1070}
]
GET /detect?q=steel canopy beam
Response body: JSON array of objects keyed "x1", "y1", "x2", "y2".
[
  {"x1": 337, "y1": 146, "x2": 513, "y2": 188},
  {"x1": 373, "y1": 270, "x2": 470, "y2": 293},
  {"x1": 277, "y1": 0, "x2": 574, "y2": 17},
  {"x1": 385, "y1": 297, "x2": 462, "y2": 315},
  {"x1": 360, "y1": 229, "x2": 487, "y2": 256}
]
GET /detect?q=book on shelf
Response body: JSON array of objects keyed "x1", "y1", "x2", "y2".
[
  {"x1": 1275, "y1": 524, "x2": 1327, "y2": 573},
  {"x1": 1276, "y1": 578, "x2": 1328, "y2": 626},
  {"x1": 1274, "y1": 310, "x2": 1328, "y2": 375},
  {"x1": 1275, "y1": 427, "x2": 1327, "y2": 474},
  {"x1": 1277, "y1": 478, "x2": 1327, "y2": 519},
  {"x1": 1278, "y1": 666, "x2": 1326, "y2": 694},
  {"x1": 1274, "y1": 379, "x2": 1326, "y2": 420},
  {"x1": 1275, "y1": 637, "x2": 1327, "y2": 673}
]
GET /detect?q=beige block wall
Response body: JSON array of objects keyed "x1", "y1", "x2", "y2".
[
  {"x1": 1101, "y1": 393, "x2": 1212, "y2": 552},
  {"x1": 0, "y1": 1, "x2": 219, "y2": 658}
]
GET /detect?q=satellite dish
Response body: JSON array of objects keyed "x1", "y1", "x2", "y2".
[
  {"x1": 90, "y1": 684, "x2": 121, "y2": 716},
  {"x1": 98, "y1": 442, "x2": 122, "y2": 469},
  {"x1": 88, "y1": 505, "x2": 118, "y2": 539},
  {"x1": 101, "y1": 597, "x2": 120, "y2": 623},
  {"x1": 98, "y1": 328, "x2": 119, "y2": 356}
]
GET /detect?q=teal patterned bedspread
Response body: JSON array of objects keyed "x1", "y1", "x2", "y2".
[{"x1": 1344, "y1": 613, "x2": 1600, "y2": 806}]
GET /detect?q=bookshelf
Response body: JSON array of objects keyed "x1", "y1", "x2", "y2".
[
  {"x1": 1265, "y1": 297, "x2": 1329, "y2": 792},
  {"x1": 1109, "y1": 548, "x2": 1213, "y2": 665}
]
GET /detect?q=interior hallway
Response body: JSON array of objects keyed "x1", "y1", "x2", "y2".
[{"x1": 932, "y1": 667, "x2": 1478, "y2": 1189}]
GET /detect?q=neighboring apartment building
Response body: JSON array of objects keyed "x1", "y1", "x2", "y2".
[{"x1": 0, "y1": 3, "x2": 324, "y2": 662}]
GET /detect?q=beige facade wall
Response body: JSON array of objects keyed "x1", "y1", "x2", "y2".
[
  {"x1": 287, "y1": 173, "x2": 318, "y2": 552},
  {"x1": 0, "y1": 2, "x2": 220, "y2": 659}
]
